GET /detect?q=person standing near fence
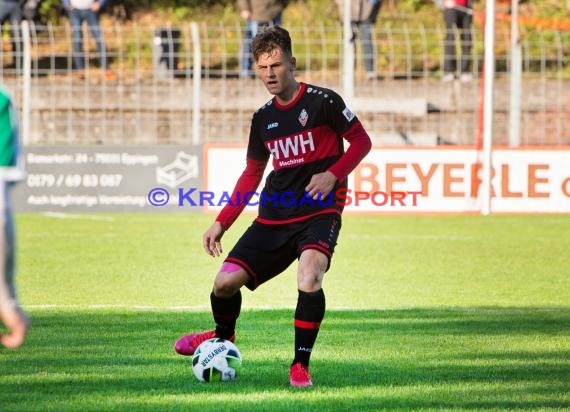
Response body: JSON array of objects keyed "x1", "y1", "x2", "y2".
[
  {"x1": 0, "y1": 85, "x2": 29, "y2": 350},
  {"x1": 22, "y1": 0, "x2": 41, "y2": 22},
  {"x1": 62, "y1": 0, "x2": 116, "y2": 80},
  {"x1": 238, "y1": 0, "x2": 289, "y2": 78},
  {"x1": 0, "y1": 0, "x2": 23, "y2": 73},
  {"x1": 438, "y1": 0, "x2": 473, "y2": 82},
  {"x1": 336, "y1": 0, "x2": 382, "y2": 81}
]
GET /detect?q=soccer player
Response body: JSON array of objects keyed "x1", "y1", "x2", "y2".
[
  {"x1": 0, "y1": 85, "x2": 29, "y2": 349},
  {"x1": 174, "y1": 26, "x2": 372, "y2": 387}
]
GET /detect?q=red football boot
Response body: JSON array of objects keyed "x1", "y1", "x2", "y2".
[
  {"x1": 289, "y1": 362, "x2": 313, "y2": 387},
  {"x1": 174, "y1": 330, "x2": 235, "y2": 356}
]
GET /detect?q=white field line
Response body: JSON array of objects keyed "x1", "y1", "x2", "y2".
[
  {"x1": 27, "y1": 304, "x2": 209, "y2": 311},
  {"x1": 26, "y1": 305, "x2": 560, "y2": 314},
  {"x1": 26, "y1": 304, "x2": 389, "y2": 311},
  {"x1": 38, "y1": 213, "x2": 205, "y2": 224},
  {"x1": 342, "y1": 233, "x2": 476, "y2": 241},
  {"x1": 42, "y1": 212, "x2": 115, "y2": 222}
]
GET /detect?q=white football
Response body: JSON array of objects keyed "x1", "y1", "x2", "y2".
[{"x1": 191, "y1": 338, "x2": 242, "y2": 382}]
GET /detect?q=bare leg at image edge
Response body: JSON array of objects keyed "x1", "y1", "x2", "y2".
[{"x1": 0, "y1": 191, "x2": 29, "y2": 349}]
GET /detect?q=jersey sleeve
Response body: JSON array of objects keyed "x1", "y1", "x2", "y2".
[
  {"x1": 322, "y1": 90, "x2": 372, "y2": 182},
  {"x1": 327, "y1": 120, "x2": 371, "y2": 182},
  {"x1": 215, "y1": 156, "x2": 267, "y2": 230},
  {"x1": 216, "y1": 116, "x2": 269, "y2": 230},
  {"x1": 246, "y1": 115, "x2": 271, "y2": 162}
]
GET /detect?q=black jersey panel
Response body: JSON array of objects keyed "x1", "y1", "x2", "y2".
[{"x1": 245, "y1": 83, "x2": 358, "y2": 223}]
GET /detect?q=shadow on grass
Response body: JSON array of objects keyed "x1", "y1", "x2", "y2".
[{"x1": 0, "y1": 307, "x2": 569, "y2": 411}]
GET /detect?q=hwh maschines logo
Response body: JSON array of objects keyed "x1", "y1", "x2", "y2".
[{"x1": 266, "y1": 132, "x2": 315, "y2": 160}]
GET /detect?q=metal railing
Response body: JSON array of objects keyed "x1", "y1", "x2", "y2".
[{"x1": 1, "y1": 21, "x2": 569, "y2": 146}]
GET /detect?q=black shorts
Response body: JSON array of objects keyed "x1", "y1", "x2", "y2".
[{"x1": 225, "y1": 213, "x2": 341, "y2": 290}]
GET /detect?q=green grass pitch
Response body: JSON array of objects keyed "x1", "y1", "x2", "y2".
[{"x1": 1, "y1": 213, "x2": 569, "y2": 411}]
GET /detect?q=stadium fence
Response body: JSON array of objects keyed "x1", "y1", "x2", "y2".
[{"x1": 1, "y1": 20, "x2": 569, "y2": 147}]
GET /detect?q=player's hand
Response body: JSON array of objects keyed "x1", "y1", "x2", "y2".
[
  {"x1": 203, "y1": 221, "x2": 225, "y2": 257},
  {"x1": 92, "y1": 3, "x2": 101, "y2": 12},
  {"x1": 305, "y1": 171, "x2": 337, "y2": 201}
]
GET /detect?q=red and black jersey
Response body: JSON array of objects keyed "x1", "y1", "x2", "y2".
[{"x1": 216, "y1": 82, "x2": 371, "y2": 229}]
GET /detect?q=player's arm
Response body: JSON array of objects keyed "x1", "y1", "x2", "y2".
[
  {"x1": 327, "y1": 120, "x2": 371, "y2": 182},
  {"x1": 203, "y1": 156, "x2": 267, "y2": 257},
  {"x1": 306, "y1": 121, "x2": 371, "y2": 200}
]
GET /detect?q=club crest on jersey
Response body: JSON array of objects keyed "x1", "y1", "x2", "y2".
[
  {"x1": 342, "y1": 106, "x2": 355, "y2": 122},
  {"x1": 298, "y1": 108, "x2": 309, "y2": 127}
]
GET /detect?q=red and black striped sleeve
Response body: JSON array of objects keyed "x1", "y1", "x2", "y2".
[
  {"x1": 327, "y1": 120, "x2": 372, "y2": 182},
  {"x1": 215, "y1": 156, "x2": 268, "y2": 230}
]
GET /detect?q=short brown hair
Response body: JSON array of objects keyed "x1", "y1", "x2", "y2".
[{"x1": 251, "y1": 25, "x2": 292, "y2": 62}]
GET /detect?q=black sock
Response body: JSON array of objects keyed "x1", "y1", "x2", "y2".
[
  {"x1": 293, "y1": 289, "x2": 325, "y2": 367},
  {"x1": 210, "y1": 290, "x2": 241, "y2": 339}
]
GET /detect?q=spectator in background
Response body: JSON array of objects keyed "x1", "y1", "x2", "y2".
[
  {"x1": 22, "y1": 0, "x2": 41, "y2": 22},
  {"x1": 438, "y1": 0, "x2": 473, "y2": 82},
  {"x1": 62, "y1": 0, "x2": 116, "y2": 80},
  {"x1": 238, "y1": 0, "x2": 289, "y2": 78},
  {"x1": 0, "y1": 0, "x2": 23, "y2": 73},
  {"x1": 336, "y1": 0, "x2": 382, "y2": 81},
  {"x1": 0, "y1": 85, "x2": 29, "y2": 350}
]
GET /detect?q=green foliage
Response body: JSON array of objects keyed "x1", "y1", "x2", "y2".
[
  {"x1": 109, "y1": 0, "x2": 233, "y2": 11},
  {"x1": 168, "y1": 6, "x2": 192, "y2": 21},
  {"x1": 34, "y1": 0, "x2": 570, "y2": 27},
  {"x1": 38, "y1": 0, "x2": 63, "y2": 23},
  {"x1": 35, "y1": 0, "x2": 234, "y2": 22},
  {"x1": 396, "y1": 0, "x2": 430, "y2": 13}
]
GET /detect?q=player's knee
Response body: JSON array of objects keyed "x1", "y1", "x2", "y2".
[
  {"x1": 297, "y1": 250, "x2": 328, "y2": 291},
  {"x1": 213, "y1": 275, "x2": 238, "y2": 297},
  {"x1": 297, "y1": 270, "x2": 323, "y2": 292},
  {"x1": 213, "y1": 271, "x2": 246, "y2": 297}
]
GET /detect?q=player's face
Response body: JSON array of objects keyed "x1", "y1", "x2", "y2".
[{"x1": 255, "y1": 48, "x2": 297, "y2": 100}]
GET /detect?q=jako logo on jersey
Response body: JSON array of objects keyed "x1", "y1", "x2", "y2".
[
  {"x1": 298, "y1": 108, "x2": 309, "y2": 127},
  {"x1": 267, "y1": 122, "x2": 278, "y2": 130},
  {"x1": 342, "y1": 106, "x2": 355, "y2": 122},
  {"x1": 266, "y1": 132, "x2": 315, "y2": 160}
]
